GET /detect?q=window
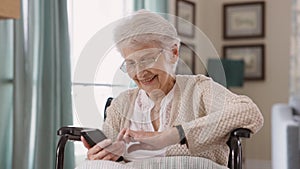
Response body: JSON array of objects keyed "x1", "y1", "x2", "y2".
[{"x1": 67, "y1": 0, "x2": 134, "y2": 165}]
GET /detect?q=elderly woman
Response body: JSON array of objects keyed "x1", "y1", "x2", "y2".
[{"x1": 81, "y1": 10, "x2": 264, "y2": 167}]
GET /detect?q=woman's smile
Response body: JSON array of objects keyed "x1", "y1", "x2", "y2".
[{"x1": 139, "y1": 75, "x2": 158, "y2": 85}]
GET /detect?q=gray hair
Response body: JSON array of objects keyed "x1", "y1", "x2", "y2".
[{"x1": 113, "y1": 9, "x2": 181, "y2": 53}]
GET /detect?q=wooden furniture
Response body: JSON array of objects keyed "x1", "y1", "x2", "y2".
[{"x1": 0, "y1": 0, "x2": 20, "y2": 19}]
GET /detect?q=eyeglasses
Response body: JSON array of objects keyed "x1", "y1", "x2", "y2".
[{"x1": 120, "y1": 49, "x2": 163, "y2": 73}]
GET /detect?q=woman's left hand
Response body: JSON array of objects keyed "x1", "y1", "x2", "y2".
[
  {"x1": 124, "y1": 127, "x2": 180, "y2": 153},
  {"x1": 123, "y1": 129, "x2": 161, "y2": 144}
]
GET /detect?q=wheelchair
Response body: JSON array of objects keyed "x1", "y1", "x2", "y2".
[{"x1": 56, "y1": 97, "x2": 251, "y2": 169}]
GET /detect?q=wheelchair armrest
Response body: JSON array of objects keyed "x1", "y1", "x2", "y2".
[
  {"x1": 57, "y1": 126, "x2": 95, "y2": 141},
  {"x1": 230, "y1": 128, "x2": 251, "y2": 138},
  {"x1": 56, "y1": 126, "x2": 96, "y2": 169},
  {"x1": 227, "y1": 128, "x2": 251, "y2": 169}
]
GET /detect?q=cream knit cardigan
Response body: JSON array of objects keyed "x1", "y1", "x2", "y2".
[{"x1": 102, "y1": 74, "x2": 264, "y2": 166}]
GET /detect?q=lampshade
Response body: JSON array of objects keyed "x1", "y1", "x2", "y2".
[
  {"x1": 207, "y1": 58, "x2": 244, "y2": 88},
  {"x1": 0, "y1": 0, "x2": 20, "y2": 19}
]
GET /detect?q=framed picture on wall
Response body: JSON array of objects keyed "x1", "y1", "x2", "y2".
[
  {"x1": 223, "y1": 44, "x2": 265, "y2": 80},
  {"x1": 223, "y1": 2, "x2": 265, "y2": 39},
  {"x1": 175, "y1": 0, "x2": 196, "y2": 37},
  {"x1": 176, "y1": 43, "x2": 195, "y2": 75}
]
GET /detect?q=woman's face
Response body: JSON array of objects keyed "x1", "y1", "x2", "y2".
[{"x1": 121, "y1": 46, "x2": 178, "y2": 95}]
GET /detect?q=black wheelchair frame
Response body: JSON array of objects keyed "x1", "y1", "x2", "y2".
[{"x1": 56, "y1": 98, "x2": 250, "y2": 169}]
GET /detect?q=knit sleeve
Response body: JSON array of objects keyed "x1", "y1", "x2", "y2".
[
  {"x1": 101, "y1": 89, "x2": 138, "y2": 142},
  {"x1": 102, "y1": 99, "x2": 122, "y2": 142},
  {"x1": 181, "y1": 77, "x2": 264, "y2": 154}
]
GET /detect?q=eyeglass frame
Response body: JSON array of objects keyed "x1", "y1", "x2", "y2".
[{"x1": 119, "y1": 49, "x2": 164, "y2": 73}]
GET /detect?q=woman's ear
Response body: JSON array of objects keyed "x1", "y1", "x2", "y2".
[{"x1": 170, "y1": 45, "x2": 179, "y2": 63}]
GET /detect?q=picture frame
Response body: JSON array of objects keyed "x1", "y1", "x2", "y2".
[
  {"x1": 176, "y1": 43, "x2": 195, "y2": 75},
  {"x1": 223, "y1": 44, "x2": 265, "y2": 80},
  {"x1": 223, "y1": 2, "x2": 265, "y2": 39},
  {"x1": 175, "y1": 0, "x2": 196, "y2": 37}
]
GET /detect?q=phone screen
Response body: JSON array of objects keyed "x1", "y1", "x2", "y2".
[{"x1": 81, "y1": 129, "x2": 107, "y2": 147}]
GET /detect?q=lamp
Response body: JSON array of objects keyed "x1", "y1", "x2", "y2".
[
  {"x1": 0, "y1": 0, "x2": 20, "y2": 19},
  {"x1": 207, "y1": 58, "x2": 244, "y2": 88}
]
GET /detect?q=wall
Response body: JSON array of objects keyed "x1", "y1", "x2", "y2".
[{"x1": 171, "y1": 0, "x2": 291, "y2": 167}]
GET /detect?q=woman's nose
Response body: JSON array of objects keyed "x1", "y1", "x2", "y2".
[
  {"x1": 136, "y1": 69, "x2": 147, "y2": 78},
  {"x1": 135, "y1": 63, "x2": 147, "y2": 74}
]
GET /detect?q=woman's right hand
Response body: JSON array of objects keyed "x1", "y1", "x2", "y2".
[{"x1": 81, "y1": 128, "x2": 126, "y2": 161}]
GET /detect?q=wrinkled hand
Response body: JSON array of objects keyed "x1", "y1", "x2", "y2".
[
  {"x1": 124, "y1": 127, "x2": 180, "y2": 153},
  {"x1": 123, "y1": 129, "x2": 161, "y2": 144},
  {"x1": 81, "y1": 128, "x2": 126, "y2": 161}
]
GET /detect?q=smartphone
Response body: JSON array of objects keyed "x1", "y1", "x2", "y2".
[
  {"x1": 81, "y1": 129, "x2": 107, "y2": 147},
  {"x1": 81, "y1": 129, "x2": 124, "y2": 162}
]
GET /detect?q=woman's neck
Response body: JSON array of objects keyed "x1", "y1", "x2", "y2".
[{"x1": 148, "y1": 77, "x2": 175, "y2": 102}]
